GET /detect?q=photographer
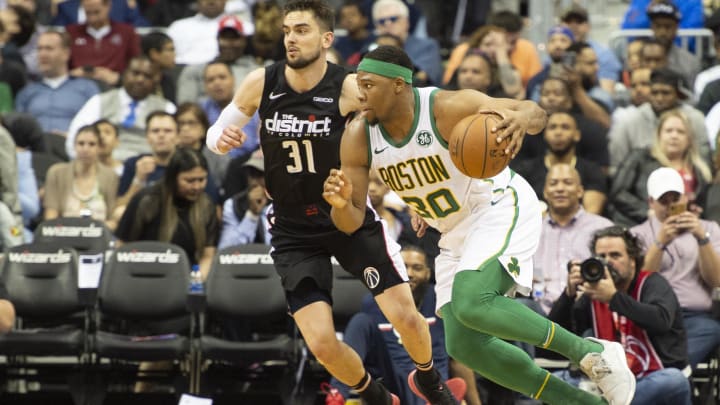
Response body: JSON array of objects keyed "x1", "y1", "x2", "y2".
[
  {"x1": 631, "y1": 167, "x2": 720, "y2": 368},
  {"x1": 549, "y1": 226, "x2": 691, "y2": 405}
]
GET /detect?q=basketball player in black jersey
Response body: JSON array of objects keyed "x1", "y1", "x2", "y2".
[{"x1": 205, "y1": 1, "x2": 464, "y2": 404}]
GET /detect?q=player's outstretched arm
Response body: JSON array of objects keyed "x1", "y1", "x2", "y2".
[
  {"x1": 206, "y1": 68, "x2": 265, "y2": 154},
  {"x1": 323, "y1": 118, "x2": 370, "y2": 234}
]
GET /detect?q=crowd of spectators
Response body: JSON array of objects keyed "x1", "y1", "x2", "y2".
[{"x1": 0, "y1": 0, "x2": 718, "y2": 403}]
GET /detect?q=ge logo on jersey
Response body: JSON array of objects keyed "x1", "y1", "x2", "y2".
[
  {"x1": 363, "y1": 267, "x2": 380, "y2": 289},
  {"x1": 416, "y1": 131, "x2": 432, "y2": 147}
]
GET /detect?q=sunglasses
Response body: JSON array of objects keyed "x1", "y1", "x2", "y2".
[{"x1": 376, "y1": 15, "x2": 401, "y2": 25}]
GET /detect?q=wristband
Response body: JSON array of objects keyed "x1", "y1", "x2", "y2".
[{"x1": 206, "y1": 102, "x2": 252, "y2": 154}]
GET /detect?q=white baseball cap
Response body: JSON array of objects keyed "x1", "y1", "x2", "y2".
[{"x1": 647, "y1": 167, "x2": 684, "y2": 200}]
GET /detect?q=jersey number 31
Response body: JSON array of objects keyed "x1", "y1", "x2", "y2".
[{"x1": 282, "y1": 139, "x2": 316, "y2": 174}]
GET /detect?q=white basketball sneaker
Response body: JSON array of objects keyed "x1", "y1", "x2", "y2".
[{"x1": 579, "y1": 337, "x2": 636, "y2": 405}]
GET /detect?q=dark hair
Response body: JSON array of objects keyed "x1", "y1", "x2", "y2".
[
  {"x1": 340, "y1": 0, "x2": 367, "y2": 18},
  {"x1": 284, "y1": 0, "x2": 335, "y2": 32},
  {"x1": 145, "y1": 110, "x2": 176, "y2": 129},
  {"x1": 400, "y1": 244, "x2": 429, "y2": 266},
  {"x1": 487, "y1": 10, "x2": 523, "y2": 33},
  {"x1": 203, "y1": 59, "x2": 233, "y2": 78},
  {"x1": 651, "y1": 67, "x2": 685, "y2": 89},
  {"x1": 363, "y1": 45, "x2": 413, "y2": 71},
  {"x1": 566, "y1": 41, "x2": 592, "y2": 55},
  {"x1": 590, "y1": 226, "x2": 645, "y2": 270},
  {"x1": 42, "y1": 29, "x2": 71, "y2": 49},
  {"x1": 93, "y1": 118, "x2": 118, "y2": 138},
  {"x1": 175, "y1": 102, "x2": 210, "y2": 132},
  {"x1": 141, "y1": 31, "x2": 173, "y2": 57},
  {"x1": 75, "y1": 124, "x2": 103, "y2": 147},
  {"x1": 160, "y1": 147, "x2": 212, "y2": 260},
  {"x1": 8, "y1": 5, "x2": 35, "y2": 47},
  {"x1": 0, "y1": 112, "x2": 45, "y2": 151}
]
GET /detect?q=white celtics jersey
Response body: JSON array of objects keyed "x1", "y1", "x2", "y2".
[{"x1": 367, "y1": 87, "x2": 513, "y2": 234}]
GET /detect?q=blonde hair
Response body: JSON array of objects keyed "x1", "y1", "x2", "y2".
[{"x1": 650, "y1": 109, "x2": 712, "y2": 182}]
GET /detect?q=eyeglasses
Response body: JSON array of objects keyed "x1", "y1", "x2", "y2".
[{"x1": 376, "y1": 15, "x2": 401, "y2": 25}]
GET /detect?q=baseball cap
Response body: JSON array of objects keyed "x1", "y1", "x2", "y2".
[
  {"x1": 647, "y1": 2, "x2": 681, "y2": 22},
  {"x1": 647, "y1": 167, "x2": 684, "y2": 200},
  {"x1": 218, "y1": 15, "x2": 245, "y2": 36},
  {"x1": 561, "y1": 5, "x2": 588, "y2": 23},
  {"x1": 547, "y1": 25, "x2": 575, "y2": 42}
]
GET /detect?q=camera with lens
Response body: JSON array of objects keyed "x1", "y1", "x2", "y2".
[{"x1": 580, "y1": 257, "x2": 608, "y2": 283}]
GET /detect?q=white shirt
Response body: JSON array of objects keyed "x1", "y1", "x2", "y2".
[{"x1": 167, "y1": 14, "x2": 224, "y2": 65}]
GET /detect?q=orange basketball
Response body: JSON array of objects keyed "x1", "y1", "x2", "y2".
[{"x1": 448, "y1": 112, "x2": 510, "y2": 179}]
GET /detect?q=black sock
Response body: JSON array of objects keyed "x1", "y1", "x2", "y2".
[
  {"x1": 353, "y1": 372, "x2": 391, "y2": 405},
  {"x1": 415, "y1": 360, "x2": 440, "y2": 388}
]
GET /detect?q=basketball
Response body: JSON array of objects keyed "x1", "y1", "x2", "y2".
[{"x1": 448, "y1": 112, "x2": 511, "y2": 179}]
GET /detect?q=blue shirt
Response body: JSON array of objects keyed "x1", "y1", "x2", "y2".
[
  {"x1": 199, "y1": 97, "x2": 260, "y2": 160},
  {"x1": 15, "y1": 77, "x2": 99, "y2": 134}
]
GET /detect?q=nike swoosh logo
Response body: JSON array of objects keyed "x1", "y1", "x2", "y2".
[
  {"x1": 374, "y1": 146, "x2": 388, "y2": 154},
  {"x1": 269, "y1": 92, "x2": 287, "y2": 100}
]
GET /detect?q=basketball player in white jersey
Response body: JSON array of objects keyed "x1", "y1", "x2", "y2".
[{"x1": 323, "y1": 45, "x2": 636, "y2": 405}]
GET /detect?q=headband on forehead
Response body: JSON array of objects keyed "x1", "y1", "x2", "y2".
[{"x1": 357, "y1": 58, "x2": 413, "y2": 84}]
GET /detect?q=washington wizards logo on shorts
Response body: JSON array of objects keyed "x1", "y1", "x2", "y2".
[{"x1": 363, "y1": 267, "x2": 380, "y2": 289}]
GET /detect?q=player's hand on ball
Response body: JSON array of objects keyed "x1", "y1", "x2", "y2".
[
  {"x1": 217, "y1": 125, "x2": 246, "y2": 153},
  {"x1": 481, "y1": 108, "x2": 528, "y2": 159},
  {"x1": 410, "y1": 210, "x2": 428, "y2": 238},
  {"x1": 323, "y1": 169, "x2": 353, "y2": 209}
]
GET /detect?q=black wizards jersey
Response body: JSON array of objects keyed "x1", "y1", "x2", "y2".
[{"x1": 258, "y1": 61, "x2": 349, "y2": 212}]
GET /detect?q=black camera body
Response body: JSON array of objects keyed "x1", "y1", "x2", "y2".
[{"x1": 580, "y1": 257, "x2": 605, "y2": 282}]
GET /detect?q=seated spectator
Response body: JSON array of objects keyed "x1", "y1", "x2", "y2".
[
  {"x1": 531, "y1": 164, "x2": 613, "y2": 314},
  {"x1": 66, "y1": 0, "x2": 141, "y2": 88},
  {"x1": 43, "y1": 124, "x2": 118, "y2": 229},
  {"x1": 372, "y1": 0, "x2": 441, "y2": 85},
  {"x1": 612, "y1": 67, "x2": 651, "y2": 121},
  {"x1": 142, "y1": 0, "x2": 194, "y2": 27},
  {"x1": 609, "y1": 109, "x2": 712, "y2": 227},
  {"x1": 167, "y1": 0, "x2": 228, "y2": 66},
  {"x1": 631, "y1": 167, "x2": 720, "y2": 369},
  {"x1": 638, "y1": 37, "x2": 669, "y2": 72},
  {"x1": 95, "y1": 118, "x2": 122, "y2": 176},
  {"x1": 526, "y1": 26, "x2": 574, "y2": 104},
  {"x1": 0, "y1": 123, "x2": 23, "y2": 248},
  {"x1": 368, "y1": 170, "x2": 419, "y2": 247},
  {"x1": 646, "y1": 1, "x2": 701, "y2": 89},
  {"x1": 564, "y1": 41, "x2": 614, "y2": 119},
  {"x1": 140, "y1": 31, "x2": 179, "y2": 104},
  {"x1": 218, "y1": 155, "x2": 270, "y2": 249},
  {"x1": 2, "y1": 4, "x2": 39, "y2": 75},
  {"x1": 324, "y1": 245, "x2": 474, "y2": 405},
  {"x1": 513, "y1": 112, "x2": 608, "y2": 215},
  {"x1": 0, "y1": 275, "x2": 14, "y2": 333},
  {"x1": 115, "y1": 146, "x2": 219, "y2": 278},
  {"x1": 516, "y1": 77, "x2": 609, "y2": 171},
  {"x1": 451, "y1": 51, "x2": 510, "y2": 98},
  {"x1": 51, "y1": 0, "x2": 149, "y2": 26},
  {"x1": 608, "y1": 68, "x2": 710, "y2": 172},
  {"x1": 65, "y1": 56, "x2": 176, "y2": 162},
  {"x1": 560, "y1": 5, "x2": 621, "y2": 95},
  {"x1": 175, "y1": 102, "x2": 231, "y2": 196},
  {"x1": 244, "y1": 0, "x2": 284, "y2": 64},
  {"x1": 176, "y1": 15, "x2": 263, "y2": 105},
  {"x1": 446, "y1": 26, "x2": 523, "y2": 99},
  {"x1": 334, "y1": 0, "x2": 375, "y2": 62},
  {"x1": 15, "y1": 30, "x2": 99, "y2": 135},
  {"x1": 444, "y1": 9, "x2": 541, "y2": 88},
  {"x1": 549, "y1": 225, "x2": 692, "y2": 405}
]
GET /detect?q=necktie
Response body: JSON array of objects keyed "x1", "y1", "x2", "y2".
[{"x1": 121, "y1": 100, "x2": 138, "y2": 128}]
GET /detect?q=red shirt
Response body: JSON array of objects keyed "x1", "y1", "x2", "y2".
[{"x1": 67, "y1": 22, "x2": 140, "y2": 73}]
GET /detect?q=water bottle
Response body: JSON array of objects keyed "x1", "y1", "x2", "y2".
[{"x1": 189, "y1": 264, "x2": 204, "y2": 295}]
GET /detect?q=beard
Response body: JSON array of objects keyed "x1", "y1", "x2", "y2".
[
  {"x1": 549, "y1": 142, "x2": 575, "y2": 157},
  {"x1": 286, "y1": 48, "x2": 322, "y2": 69}
]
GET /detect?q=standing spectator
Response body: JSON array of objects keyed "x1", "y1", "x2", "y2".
[
  {"x1": 531, "y1": 164, "x2": 613, "y2": 314},
  {"x1": 66, "y1": 0, "x2": 141, "y2": 88},
  {"x1": 43, "y1": 124, "x2": 118, "y2": 228},
  {"x1": 140, "y1": 31, "x2": 179, "y2": 104},
  {"x1": 609, "y1": 109, "x2": 712, "y2": 227},
  {"x1": 167, "y1": 0, "x2": 228, "y2": 66},
  {"x1": 15, "y1": 30, "x2": 99, "y2": 135},
  {"x1": 560, "y1": 5, "x2": 621, "y2": 95},
  {"x1": 51, "y1": 0, "x2": 149, "y2": 26},
  {"x1": 631, "y1": 167, "x2": 720, "y2": 368},
  {"x1": 115, "y1": 146, "x2": 219, "y2": 277},
  {"x1": 65, "y1": 56, "x2": 176, "y2": 161},
  {"x1": 608, "y1": 68, "x2": 710, "y2": 172},
  {"x1": 549, "y1": 225, "x2": 692, "y2": 405},
  {"x1": 513, "y1": 112, "x2": 608, "y2": 215},
  {"x1": 176, "y1": 15, "x2": 263, "y2": 105},
  {"x1": 372, "y1": 0, "x2": 441, "y2": 85},
  {"x1": 334, "y1": 0, "x2": 374, "y2": 62}
]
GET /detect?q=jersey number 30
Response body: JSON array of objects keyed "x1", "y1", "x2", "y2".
[
  {"x1": 282, "y1": 139, "x2": 316, "y2": 173},
  {"x1": 402, "y1": 188, "x2": 459, "y2": 219}
]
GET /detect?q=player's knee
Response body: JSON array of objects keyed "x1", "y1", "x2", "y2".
[
  {"x1": 451, "y1": 291, "x2": 495, "y2": 329},
  {"x1": 304, "y1": 331, "x2": 342, "y2": 363},
  {"x1": 389, "y1": 309, "x2": 428, "y2": 337}
]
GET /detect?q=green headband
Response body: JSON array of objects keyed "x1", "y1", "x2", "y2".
[{"x1": 357, "y1": 58, "x2": 413, "y2": 84}]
